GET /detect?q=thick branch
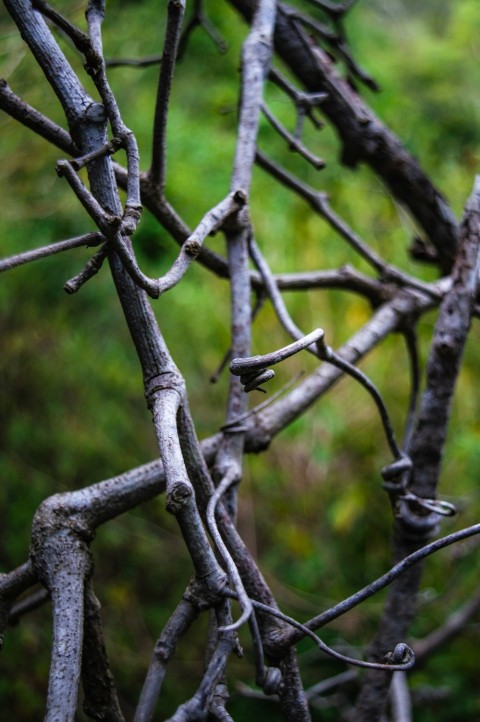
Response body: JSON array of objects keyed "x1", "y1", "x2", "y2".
[
  {"x1": 0, "y1": 80, "x2": 78, "y2": 154},
  {"x1": 30, "y1": 501, "x2": 93, "y2": 722},
  {"x1": 82, "y1": 581, "x2": 125, "y2": 721},
  {"x1": 214, "y1": 0, "x2": 276, "y2": 523}
]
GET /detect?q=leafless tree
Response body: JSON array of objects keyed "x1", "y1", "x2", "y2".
[{"x1": 1, "y1": 1, "x2": 479, "y2": 721}]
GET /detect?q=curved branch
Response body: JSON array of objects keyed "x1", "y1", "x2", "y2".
[{"x1": 270, "y1": 521, "x2": 480, "y2": 648}]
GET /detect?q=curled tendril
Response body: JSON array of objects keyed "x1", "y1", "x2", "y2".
[
  {"x1": 385, "y1": 643, "x2": 415, "y2": 666},
  {"x1": 230, "y1": 328, "x2": 324, "y2": 392},
  {"x1": 206, "y1": 470, "x2": 253, "y2": 633},
  {"x1": 238, "y1": 368, "x2": 275, "y2": 393},
  {"x1": 381, "y1": 456, "x2": 457, "y2": 520},
  {"x1": 263, "y1": 667, "x2": 283, "y2": 695},
  {"x1": 224, "y1": 588, "x2": 416, "y2": 672}
]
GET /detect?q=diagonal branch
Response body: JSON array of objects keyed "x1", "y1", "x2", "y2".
[
  {"x1": 134, "y1": 595, "x2": 199, "y2": 722},
  {"x1": 0, "y1": 232, "x2": 103, "y2": 274},
  {"x1": 229, "y1": 0, "x2": 459, "y2": 270},
  {"x1": 0, "y1": 80, "x2": 78, "y2": 155},
  {"x1": 413, "y1": 586, "x2": 480, "y2": 663}
]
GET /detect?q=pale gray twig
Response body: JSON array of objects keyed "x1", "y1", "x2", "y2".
[
  {"x1": 390, "y1": 672, "x2": 412, "y2": 722},
  {"x1": 0, "y1": 232, "x2": 102, "y2": 274},
  {"x1": 206, "y1": 469, "x2": 253, "y2": 632}
]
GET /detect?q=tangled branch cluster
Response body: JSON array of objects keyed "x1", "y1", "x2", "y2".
[{"x1": 1, "y1": 1, "x2": 479, "y2": 721}]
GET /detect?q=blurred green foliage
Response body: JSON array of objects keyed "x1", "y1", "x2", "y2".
[{"x1": 1, "y1": 1, "x2": 480, "y2": 719}]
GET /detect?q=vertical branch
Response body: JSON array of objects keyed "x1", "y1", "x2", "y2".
[
  {"x1": 29, "y1": 512, "x2": 93, "y2": 722},
  {"x1": 214, "y1": 0, "x2": 277, "y2": 495},
  {"x1": 390, "y1": 672, "x2": 412, "y2": 722},
  {"x1": 149, "y1": 0, "x2": 186, "y2": 190},
  {"x1": 355, "y1": 177, "x2": 480, "y2": 721},
  {"x1": 46, "y1": 565, "x2": 87, "y2": 721},
  {"x1": 204, "y1": 36, "x2": 279, "y2": 718},
  {"x1": 406, "y1": 181, "x2": 480, "y2": 503},
  {"x1": 85, "y1": 0, "x2": 142, "y2": 221},
  {"x1": 230, "y1": 0, "x2": 276, "y2": 193},
  {"x1": 4, "y1": 4, "x2": 222, "y2": 717},
  {"x1": 149, "y1": 387, "x2": 226, "y2": 588},
  {"x1": 82, "y1": 581, "x2": 125, "y2": 722}
]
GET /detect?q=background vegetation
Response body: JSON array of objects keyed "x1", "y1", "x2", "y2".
[{"x1": 1, "y1": 1, "x2": 480, "y2": 719}]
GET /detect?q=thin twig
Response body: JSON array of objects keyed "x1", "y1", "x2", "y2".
[
  {"x1": 64, "y1": 244, "x2": 109, "y2": 294},
  {"x1": 8, "y1": 587, "x2": 50, "y2": 626},
  {"x1": 317, "y1": 341, "x2": 403, "y2": 460},
  {"x1": 153, "y1": 191, "x2": 246, "y2": 296},
  {"x1": 178, "y1": 0, "x2": 228, "y2": 58},
  {"x1": 0, "y1": 232, "x2": 103, "y2": 274},
  {"x1": 305, "y1": 670, "x2": 357, "y2": 700},
  {"x1": 32, "y1": 0, "x2": 90, "y2": 52},
  {"x1": 85, "y1": 0, "x2": 142, "y2": 222},
  {"x1": 224, "y1": 590, "x2": 415, "y2": 672},
  {"x1": 248, "y1": 233, "x2": 309, "y2": 344},
  {"x1": 285, "y1": 5, "x2": 378, "y2": 91},
  {"x1": 206, "y1": 469, "x2": 253, "y2": 632},
  {"x1": 413, "y1": 587, "x2": 480, "y2": 663},
  {"x1": 221, "y1": 371, "x2": 305, "y2": 431},
  {"x1": 264, "y1": 521, "x2": 480, "y2": 647},
  {"x1": 134, "y1": 595, "x2": 198, "y2": 722},
  {"x1": 56, "y1": 160, "x2": 118, "y2": 232},
  {"x1": 255, "y1": 151, "x2": 442, "y2": 300},
  {"x1": 149, "y1": 0, "x2": 186, "y2": 189},
  {"x1": 164, "y1": 602, "x2": 237, "y2": 722},
  {"x1": 261, "y1": 102, "x2": 325, "y2": 169},
  {"x1": 101, "y1": 191, "x2": 245, "y2": 298},
  {"x1": 269, "y1": 67, "x2": 326, "y2": 132}
]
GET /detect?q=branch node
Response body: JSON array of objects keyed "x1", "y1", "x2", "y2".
[
  {"x1": 122, "y1": 203, "x2": 143, "y2": 236},
  {"x1": 230, "y1": 329, "x2": 324, "y2": 393},
  {"x1": 166, "y1": 482, "x2": 193, "y2": 514}
]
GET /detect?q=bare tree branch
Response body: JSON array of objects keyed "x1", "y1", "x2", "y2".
[
  {"x1": 3, "y1": 2, "x2": 479, "y2": 720},
  {"x1": 355, "y1": 177, "x2": 480, "y2": 721},
  {"x1": 230, "y1": 0, "x2": 460, "y2": 270},
  {"x1": 149, "y1": 0, "x2": 185, "y2": 190}
]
